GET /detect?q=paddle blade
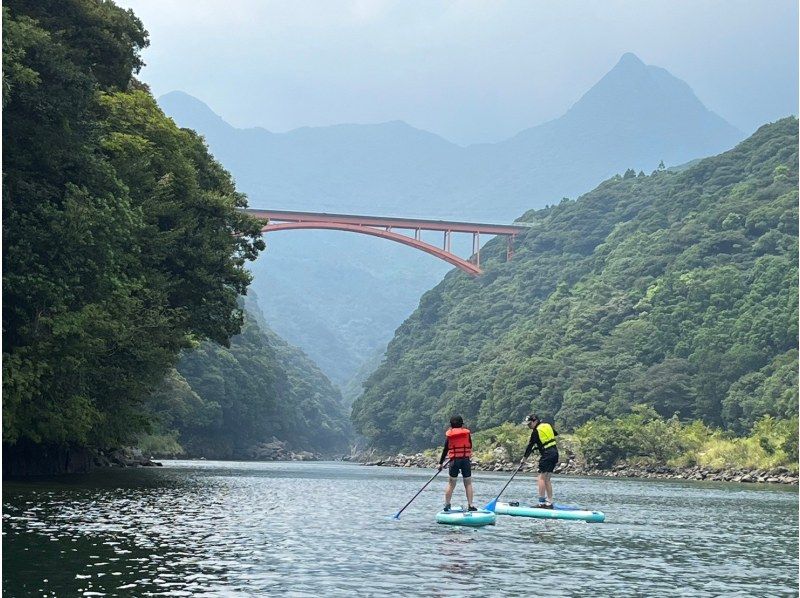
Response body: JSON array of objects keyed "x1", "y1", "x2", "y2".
[{"x1": 483, "y1": 498, "x2": 498, "y2": 512}]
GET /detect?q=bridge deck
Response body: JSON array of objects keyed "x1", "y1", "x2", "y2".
[{"x1": 243, "y1": 209, "x2": 527, "y2": 236}]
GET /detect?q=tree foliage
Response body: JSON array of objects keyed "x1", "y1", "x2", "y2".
[
  {"x1": 572, "y1": 408, "x2": 797, "y2": 471},
  {"x1": 151, "y1": 300, "x2": 353, "y2": 457},
  {"x1": 352, "y1": 118, "x2": 798, "y2": 451},
  {"x1": 3, "y1": 0, "x2": 264, "y2": 450}
]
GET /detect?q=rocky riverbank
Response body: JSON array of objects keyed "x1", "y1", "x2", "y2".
[
  {"x1": 95, "y1": 447, "x2": 163, "y2": 469},
  {"x1": 246, "y1": 440, "x2": 319, "y2": 462},
  {"x1": 2, "y1": 442, "x2": 163, "y2": 477},
  {"x1": 148, "y1": 440, "x2": 324, "y2": 463},
  {"x1": 361, "y1": 452, "x2": 799, "y2": 485}
]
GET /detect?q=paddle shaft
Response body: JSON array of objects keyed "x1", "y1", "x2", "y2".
[
  {"x1": 490, "y1": 459, "x2": 526, "y2": 504},
  {"x1": 393, "y1": 460, "x2": 449, "y2": 518}
]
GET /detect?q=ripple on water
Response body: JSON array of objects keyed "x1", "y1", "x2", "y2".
[{"x1": 3, "y1": 461, "x2": 798, "y2": 596}]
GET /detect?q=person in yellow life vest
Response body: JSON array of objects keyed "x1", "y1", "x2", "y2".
[
  {"x1": 522, "y1": 414, "x2": 559, "y2": 508},
  {"x1": 437, "y1": 415, "x2": 476, "y2": 512}
]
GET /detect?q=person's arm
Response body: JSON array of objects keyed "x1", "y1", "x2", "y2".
[
  {"x1": 523, "y1": 431, "x2": 537, "y2": 459},
  {"x1": 439, "y1": 439, "x2": 449, "y2": 466}
]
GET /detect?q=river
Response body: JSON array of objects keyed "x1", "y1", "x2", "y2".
[{"x1": 3, "y1": 460, "x2": 798, "y2": 596}]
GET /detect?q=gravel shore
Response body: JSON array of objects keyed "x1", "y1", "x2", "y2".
[{"x1": 358, "y1": 452, "x2": 799, "y2": 485}]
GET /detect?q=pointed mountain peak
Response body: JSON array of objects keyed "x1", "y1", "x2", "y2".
[
  {"x1": 555, "y1": 53, "x2": 741, "y2": 137},
  {"x1": 613, "y1": 52, "x2": 647, "y2": 70}
]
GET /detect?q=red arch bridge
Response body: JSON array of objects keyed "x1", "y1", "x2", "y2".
[{"x1": 242, "y1": 209, "x2": 529, "y2": 276}]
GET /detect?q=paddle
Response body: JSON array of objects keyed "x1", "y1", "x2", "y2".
[
  {"x1": 392, "y1": 461, "x2": 449, "y2": 519},
  {"x1": 484, "y1": 458, "x2": 527, "y2": 512}
]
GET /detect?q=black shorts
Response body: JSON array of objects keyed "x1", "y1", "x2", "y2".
[
  {"x1": 538, "y1": 448, "x2": 559, "y2": 473},
  {"x1": 449, "y1": 457, "x2": 472, "y2": 478}
]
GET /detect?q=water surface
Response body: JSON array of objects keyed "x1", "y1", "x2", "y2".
[{"x1": 3, "y1": 461, "x2": 798, "y2": 596}]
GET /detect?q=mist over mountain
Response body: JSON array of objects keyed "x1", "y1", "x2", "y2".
[
  {"x1": 158, "y1": 53, "x2": 744, "y2": 388},
  {"x1": 160, "y1": 53, "x2": 741, "y2": 219},
  {"x1": 475, "y1": 53, "x2": 744, "y2": 217},
  {"x1": 152, "y1": 292, "x2": 353, "y2": 458}
]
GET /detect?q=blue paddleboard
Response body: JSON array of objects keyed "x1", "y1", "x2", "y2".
[
  {"x1": 495, "y1": 502, "x2": 605, "y2": 522},
  {"x1": 435, "y1": 507, "x2": 497, "y2": 527}
]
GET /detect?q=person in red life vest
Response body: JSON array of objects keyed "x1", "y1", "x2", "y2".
[
  {"x1": 437, "y1": 415, "x2": 476, "y2": 512},
  {"x1": 522, "y1": 414, "x2": 559, "y2": 508}
]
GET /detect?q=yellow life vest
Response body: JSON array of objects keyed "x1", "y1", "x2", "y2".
[{"x1": 537, "y1": 423, "x2": 557, "y2": 449}]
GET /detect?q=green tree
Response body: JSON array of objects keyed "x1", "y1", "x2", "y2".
[{"x1": 3, "y1": 0, "x2": 264, "y2": 456}]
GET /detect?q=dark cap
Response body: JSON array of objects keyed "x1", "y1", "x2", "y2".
[{"x1": 523, "y1": 414, "x2": 540, "y2": 424}]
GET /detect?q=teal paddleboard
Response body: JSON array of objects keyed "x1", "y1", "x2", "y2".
[
  {"x1": 495, "y1": 502, "x2": 605, "y2": 523},
  {"x1": 435, "y1": 507, "x2": 496, "y2": 527}
]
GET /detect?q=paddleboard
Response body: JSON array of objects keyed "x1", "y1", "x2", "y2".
[
  {"x1": 495, "y1": 502, "x2": 605, "y2": 523},
  {"x1": 435, "y1": 507, "x2": 496, "y2": 527}
]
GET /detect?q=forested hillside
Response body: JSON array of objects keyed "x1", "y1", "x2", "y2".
[
  {"x1": 2, "y1": 1, "x2": 264, "y2": 469},
  {"x1": 142, "y1": 297, "x2": 352, "y2": 458},
  {"x1": 351, "y1": 118, "x2": 798, "y2": 451},
  {"x1": 2, "y1": 1, "x2": 348, "y2": 472}
]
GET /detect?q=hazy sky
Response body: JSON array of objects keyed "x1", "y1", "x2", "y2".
[{"x1": 118, "y1": 0, "x2": 797, "y2": 145}]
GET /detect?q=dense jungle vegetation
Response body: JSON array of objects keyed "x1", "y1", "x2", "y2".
[
  {"x1": 352, "y1": 118, "x2": 799, "y2": 453},
  {"x1": 140, "y1": 296, "x2": 352, "y2": 458},
  {"x1": 2, "y1": 0, "x2": 349, "y2": 467}
]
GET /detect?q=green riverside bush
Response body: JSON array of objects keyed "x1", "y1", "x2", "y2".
[{"x1": 470, "y1": 409, "x2": 798, "y2": 473}]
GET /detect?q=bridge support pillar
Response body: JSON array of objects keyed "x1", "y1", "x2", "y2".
[
  {"x1": 507, "y1": 235, "x2": 515, "y2": 261},
  {"x1": 471, "y1": 232, "x2": 481, "y2": 266},
  {"x1": 443, "y1": 230, "x2": 451, "y2": 252}
]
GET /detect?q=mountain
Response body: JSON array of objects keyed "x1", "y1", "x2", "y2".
[
  {"x1": 159, "y1": 53, "x2": 741, "y2": 220},
  {"x1": 474, "y1": 52, "x2": 744, "y2": 218},
  {"x1": 350, "y1": 118, "x2": 798, "y2": 451},
  {"x1": 144, "y1": 293, "x2": 353, "y2": 457},
  {"x1": 158, "y1": 91, "x2": 463, "y2": 217},
  {"x1": 159, "y1": 53, "x2": 745, "y2": 388}
]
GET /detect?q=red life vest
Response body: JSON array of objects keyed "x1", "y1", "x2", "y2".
[{"x1": 446, "y1": 427, "x2": 472, "y2": 459}]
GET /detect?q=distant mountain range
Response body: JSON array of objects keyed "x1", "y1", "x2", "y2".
[{"x1": 158, "y1": 52, "x2": 744, "y2": 389}]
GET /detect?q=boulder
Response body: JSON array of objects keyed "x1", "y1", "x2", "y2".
[
  {"x1": 250, "y1": 440, "x2": 288, "y2": 461},
  {"x1": 491, "y1": 446, "x2": 510, "y2": 462},
  {"x1": 291, "y1": 451, "x2": 316, "y2": 461}
]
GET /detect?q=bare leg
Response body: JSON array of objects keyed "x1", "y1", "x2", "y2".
[
  {"x1": 464, "y1": 478, "x2": 474, "y2": 507},
  {"x1": 537, "y1": 473, "x2": 546, "y2": 500},
  {"x1": 445, "y1": 477, "x2": 457, "y2": 505},
  {"x1": 544, "y1": 473, "x2": 553, "y2": 502}
]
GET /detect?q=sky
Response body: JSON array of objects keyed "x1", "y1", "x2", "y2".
[{"x1": 117, "y1": 0, "x2": 798, "y2": 145}]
